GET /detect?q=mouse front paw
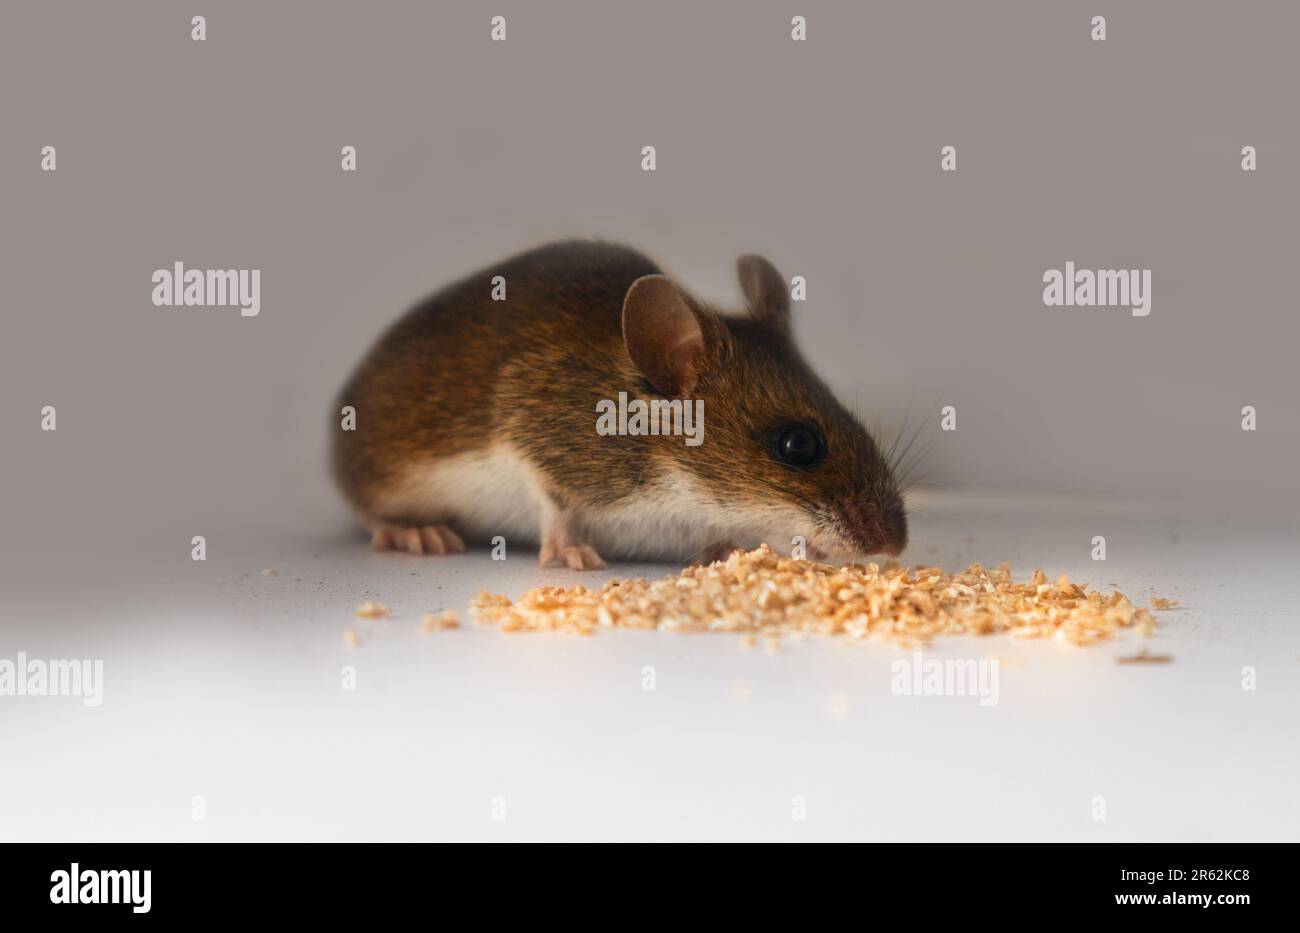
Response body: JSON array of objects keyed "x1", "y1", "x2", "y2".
[
  {"x1": 539, "y1": 541, "x2": 606, "y2": 571},
  {"x1": 368, "y1": 522, "x2": 465, "y2": 556},
  {"x1": 538, "y1": 511, "x2": 606, "y2": 570}
]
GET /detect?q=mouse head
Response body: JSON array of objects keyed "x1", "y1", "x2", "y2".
[{"x1": 621, "y1": 255, "x2": 908, "y2": 560}]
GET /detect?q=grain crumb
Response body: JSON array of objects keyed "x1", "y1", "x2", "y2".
[
  {"x1": 261, "y1": 568, "x2": 280, "y2": 577},
  {"x1": 469, "y1": 544, "x2": 1161, "y2": 647},
  {"x1": 1117, "y1": 646, "x2": 1173, "y2": 665},
  {"x1": 420, "y1": 610, "x2": 460, "y2": 633},
  {"x1": 1150, "y1": 596, "x2": 1180, "y2": 610},
  {"x1": 342, "y1": 629, "x2": 360, "y2": 648},
  {"x1": 355, "y1": 600, "x2": 389, "y2": 620}
]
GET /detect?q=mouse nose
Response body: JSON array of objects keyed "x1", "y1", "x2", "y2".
[
  {"x1": 882, "y1": 505, "x2": 908, "y2": 557},
  {"x1": 835, "y1": 494, "x2": 908, "y2": 558}
]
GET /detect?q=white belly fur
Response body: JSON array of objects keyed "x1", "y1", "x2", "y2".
[
  {"x1": 375, "y1": 442, "x2": 811, "y2": 562},
  {"x1": 375, "y1": 444, "x2": 545, "y2": 546}
]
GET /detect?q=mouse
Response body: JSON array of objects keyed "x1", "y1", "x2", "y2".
[{"x1": 331, "y1": 239, "x2": 908, "y2": 569}]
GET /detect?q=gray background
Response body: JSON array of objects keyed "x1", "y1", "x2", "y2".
[
  {"x1": 2, "y1": 1, "x2": 1298, "y2": 844},
  {"x1": 2, "y1": 0, "x2": 1297, "y2": 573}
]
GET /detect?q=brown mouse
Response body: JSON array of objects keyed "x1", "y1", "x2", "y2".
[{"x1": 332, "y1": 239, "x2": 907, "y2": 568}]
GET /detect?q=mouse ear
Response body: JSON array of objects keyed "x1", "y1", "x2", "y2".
[
  {"x1": 737, "y1": 254, "x2": 790, "y2": 332},
  {"x1": 622, "y1": 275, "x2": 713, "y2": 397}
]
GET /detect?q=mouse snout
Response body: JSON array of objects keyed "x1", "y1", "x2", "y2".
[
  {"x1": 833, "y1": 492, "x2": 908, "y2": 558},
  {"x1": 880, "y1": 503, "x2": 908, "y2": 557}
]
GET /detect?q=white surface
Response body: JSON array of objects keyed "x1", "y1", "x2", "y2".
[{"x1": 1, "y1": 493, "x2": 1297, "y2": 841}]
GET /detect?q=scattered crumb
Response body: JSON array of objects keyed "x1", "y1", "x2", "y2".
[
  {"x1": 471, "y1": 592, "x2": 512, "y2": 626},
  {"x1": 739, "y1": 634, "x2": 757, "y2": 651},
  {"x1": 1117, "y1": 647, "x2": 1173, "y2": 665},
  {"x1": 764, "y1": 636, "x2": 781, "y2": 655},
  {"x1": 1150, "y1": 596, "x2": 1180, "y2": 610},
  {"x1": 469, "y1": 544, "x2": 1159, "y2": 647},
  {"x1": 420, "y1": 610, "x2": 460, "y2": 634},
  {"x1": 355, "y1": 600, "x2": 389, "y2": 620},
  {"x1": 342, "y1": 629, "x2": 361, "y2": 648},
  {"x1": 261, "y1": 568, "x2": 280, "y2": 577},
  {"x1": 825, "y1": 693, "x2": 851, "y2": 719}
]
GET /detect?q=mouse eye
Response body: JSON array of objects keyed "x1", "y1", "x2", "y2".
[{"x1": 771, "y1": 423, "x2": 825, "y2": 469}]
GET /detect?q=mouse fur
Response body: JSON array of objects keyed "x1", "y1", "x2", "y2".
[{"x1": 332, "y1": 239, "x2": 907, "y2": 567}]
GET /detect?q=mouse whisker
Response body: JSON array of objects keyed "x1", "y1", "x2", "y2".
[
  {"x1": 887, "y1": 396, "x2": 945, "y2": 474},
  {"x1": 885, "y1": 407, "x2": 910, "y2": 466},
  {"x1": 895, "y1": 437, "x2": 933, "y2": 478},
  {"x1": 895, "y1": 431, "x2": 944, "y2": 483},
  {"x1": 899, "y1": 468, "x2": 943, "y2": 497},
  {"x1": 888, "y1": 416, "x2": 927, "y2": 475}
]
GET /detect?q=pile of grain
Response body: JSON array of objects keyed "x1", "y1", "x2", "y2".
[{"x1": 470, "y1": 544, "x2": 1159, "y2": 647}]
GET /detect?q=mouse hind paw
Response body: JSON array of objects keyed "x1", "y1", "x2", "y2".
[{"x1": 368, "y1": 522, "x2": 465, "y2": 556}]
